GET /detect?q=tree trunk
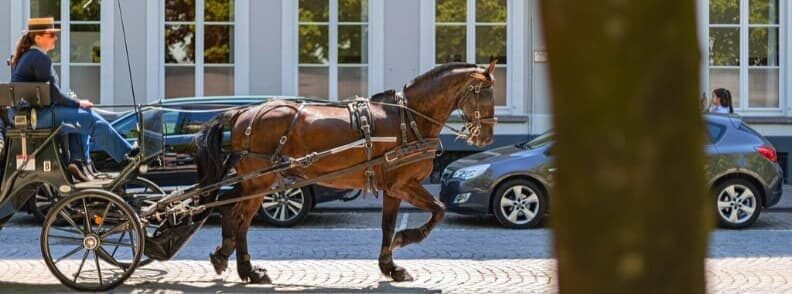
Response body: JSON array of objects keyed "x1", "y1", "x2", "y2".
[{"x1": 539, "y1": 1, "x2": 711, "y2": 293}]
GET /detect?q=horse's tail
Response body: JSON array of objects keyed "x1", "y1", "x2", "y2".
[{"x1": 195, "y1": 109, "x2": 243, "y2": 194}]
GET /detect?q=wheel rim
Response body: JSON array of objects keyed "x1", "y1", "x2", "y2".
[
  {"x1": 261, "y1": 188, "x2": 305, "y2": 223},
  {"x1": 717, "y1": 184, "x2": 758, "y2": 225},
  {"x1": 499, "y1": 185, "x2": 541, "y2": 225},
  {"x1": 34, "y1": 184, "x2": 57, "y2": 217},
  {"x1": 42, "y1": 193, "x2": 143, "y2": 291}
]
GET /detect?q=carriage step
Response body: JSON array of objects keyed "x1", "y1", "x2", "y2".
[{"x1": 74, "y1": 179, "x2": 114, "y2": 189}]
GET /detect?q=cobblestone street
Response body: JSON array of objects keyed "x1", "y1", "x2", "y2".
[{"x1": 1, "y1": 186, "x2": 792, "y2": 292}]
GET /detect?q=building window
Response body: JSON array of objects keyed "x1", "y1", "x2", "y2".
[
  {"x1": 435, "y1": 0, "x2": 508, "y2": 106},
  {"x1": 30, "y1": 0, "x2": 101, "y2": 103},
  {"x1": 164, "y1": 0, "x2": 235, "y2": 98},
  {"x1": 708, "y1": 0, "x2": 781, "y2": 110},
  {"x1": 298, "y1": 0, "x2": 369, "y2": 100}
]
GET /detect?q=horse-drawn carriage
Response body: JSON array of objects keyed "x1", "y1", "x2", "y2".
[{"x1": 0, "y1": 61, "x2": 497, "y2": 291}]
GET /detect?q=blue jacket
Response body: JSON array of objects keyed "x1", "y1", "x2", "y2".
[{"x1": 11, "y1": 49, "x2": 80, "y2": 108}]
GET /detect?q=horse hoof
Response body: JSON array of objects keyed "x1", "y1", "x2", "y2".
[
  {"x1": 247, "y1": 267, "x2": 272, "y2": 284},
  {"x1": 390, "y1": 266, "x2": 414, "y2": 282},
  {"x1": 209, "y1": 252, "x2": 228, "y2": 275}
]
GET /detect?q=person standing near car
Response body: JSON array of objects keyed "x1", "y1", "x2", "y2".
[{"x1": 709, "y1": 88, "x2": 734, "y2": 114}]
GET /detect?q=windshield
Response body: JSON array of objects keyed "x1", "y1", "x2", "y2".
[
  {"x1": 139, "y1": 107, "x2": 164, "y2": 159},
  {"x1": 517, "y1": 131, "x2": 553, "y2": 149}
]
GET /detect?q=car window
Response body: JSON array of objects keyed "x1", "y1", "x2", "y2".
[
  {"x1": 517, "y1": 131, "x2": 553, "y2": 149},
  {"x1": 163, "y1": 111, "x2": 179, "y2": 135},
  {"x1": 176, "y1": 111, "x2": 221, "y2": 135},
  {"x1": 706, "y1": 122, "x2": 725, "y2": 144}
]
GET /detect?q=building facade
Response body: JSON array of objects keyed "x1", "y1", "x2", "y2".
[{"x1": 1, "y1": 0, "x2": 791, "y2": 180}]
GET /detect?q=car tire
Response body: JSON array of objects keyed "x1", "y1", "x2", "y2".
[
  {"x1": 256, "y1": 186, "x2": 313, "y2": 227},
  {"x1": 492, "y1": 179, "x2": 547, "y2": 229},
  {"x1": 714, "y1": 178, "x2": 762, "y2": 229}
]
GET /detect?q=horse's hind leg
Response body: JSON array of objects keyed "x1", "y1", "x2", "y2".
[
  {"x1": 378, "y1": 194, "x2": 413, "y2": 282},
  {"x1": 234, "y1": 195, "x2": 272, "y2": 283},
  {"x1": 392, "y1": 181, "x2": 446, "y2": 250},
  {"x1": 209, "y1": 185, "x2": 241, "y2": 274}
]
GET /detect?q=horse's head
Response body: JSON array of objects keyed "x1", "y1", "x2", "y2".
[{"x1": 455, "y1": 61, "x2": 498, "y2": 147}]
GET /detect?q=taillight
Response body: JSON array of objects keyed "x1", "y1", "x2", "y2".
[{"x1": 756, "y1": 145, "x2": 777, "y2": 163}]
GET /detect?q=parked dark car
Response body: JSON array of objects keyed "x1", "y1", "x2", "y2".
[
  {"x1": 27, "y1": 96, "x2": 358, "y2": 227},
  {"x1": 440, "y1": 114, "x2": 783, "y2": 229}
]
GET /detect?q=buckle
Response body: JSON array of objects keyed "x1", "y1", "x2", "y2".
[{"x1": 385, "y1": 151, "x2": 399, "y2": 163}]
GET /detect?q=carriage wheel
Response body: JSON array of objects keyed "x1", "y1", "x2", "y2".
[
  {"x1": 40, "y1": 189, "x2": 144, "y2": 291},
  {"x1": 117, "y1": 176, "x2": 166, "y2": 267},
  {"x1": 28, "y1": 183, "x2": 59, "y2": 222}
]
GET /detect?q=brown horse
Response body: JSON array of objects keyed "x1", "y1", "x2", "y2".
[{"x1": 195, "y1": 62, "x2": 497, "y2": 283}]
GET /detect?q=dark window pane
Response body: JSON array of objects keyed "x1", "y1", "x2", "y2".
[
  {"x1": 30, "y1": 0, "x2": 61, "y2": 21},
  {"x1": 338, "y1": 67, "x2": 367, "y2": 99},
  {"x1": 165, "y1": 25, "x2": 196, "y2": 64},
  {"x1": 338, "y1": 25, "x2": 367, "y2": 64},
  {"x1": 299, "y1": 25, "x2": 329, "y2": 64},
  {"x1": 709, "y1": 28, "x2": 740, "y2": 66},
  {"x1": 748, "y1": 68, "x2": 779, "y2": 108},
  {"x1": 299, "y1": 0, "x2": 329, "y2": 22},
  {"x1": 749, "y1": 27, "x2": 779, "y2": 66},
  {"x1": 166, "y1": 0, "x2": 195, "y2": 22},
  {"x1": 206, "y1": 0, "x2": 234, "y2": 22},
  {"x1": 436, "y1": 0, "x2": 466, "y2": 23},
  {"x1": 476, "y1": 0, "x2": 507, "y2": 22},
  {"x1": 165, "y1": 66, "x2": 196, "y2": 98},
  {"x1": 339, "y1": 0, "x2": 367, "y2": 22},
  {"x1": 70, "y1": 24, "x2": 100, "y2": 63},
  {"x1": 71, "y1": 0, "x2": 100, "y2": 21},
  {"x1": 436, "y1": 25, "x2": 466, "y2": 63},
  {"x1": 178, "y1": 111, "x2": 222, "y2": 134},
  {"x1": 476, "y1": 25, "x2": 507, "y2": 64},
  {"x1": 709, "y1": 68, "x2": 740, "y2": 108},
  {"x1": 750, "y1": 0, "x2": 779, "y2": 24},
  {"x1": 205, "y1": 67, "x2": 234, "y2": 96},
  {"x1": 70, "y1": 66, "x2": 100, "y2": 104},
  {"x1": 205, "y1": 25, "x2": 233, "y2": 64},
  {"x1": 298, "y1": 67, "x2": 329, "y2": 99},
  {"x1": 709, "y1": 0, "x2": 739, "y2": 24},
  {"x1": 492, "y1": 67, "x2": 506, "y2": 106}
]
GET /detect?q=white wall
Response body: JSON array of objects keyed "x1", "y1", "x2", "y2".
[
  {"x1": 1, "y1": 1, "x2": 13, "y2": 83},
  {"x1": 113, "y1": 0, "x2": 148, "y2": 105},
  {"x1": 249, "y1": 0, "x2": 283, "y2": 95},
  {"x1": 383, "y1": 0, "x2": 421, "y2": 90}
]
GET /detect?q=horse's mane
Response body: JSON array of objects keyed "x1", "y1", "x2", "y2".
[{"x1": 369, "y1": 62, "x2": 479, "y2": 102}]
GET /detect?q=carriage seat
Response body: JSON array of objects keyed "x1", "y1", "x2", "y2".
[{"x1": 0, "y1": 82, "x2": 52, "y2": 130}]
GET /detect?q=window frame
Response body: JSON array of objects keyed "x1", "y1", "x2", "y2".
[
  {"x1": 282, "y1": 0, "x2": 384, "y2": 101},
  {"x1": 21, "y1": 0, "x2": 114, "y2": 105},
  {"x1": 702, "y1": 0, "x2": 788, "y2": 116},
  {"x1": 151, "y1": 0, "x2": 250, "y2": 100},
  {"x1": 420, "y1": 0, "x2": 526, "y2": 116}
]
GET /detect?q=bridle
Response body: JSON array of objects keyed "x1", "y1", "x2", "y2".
[{"x1": 456, "y1": 82, "x2": 498, "y2": 140}]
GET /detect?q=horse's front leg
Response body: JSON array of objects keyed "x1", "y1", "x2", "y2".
[
  {"x1": 392, "y1": 181, "x2": 446, "y2": 249},
  {"x1": 378, "y1": 194, "x2": 413, "y2": 282},
  {"x1": 235, "y1": 197, "x2": 271, "y2": 283}
]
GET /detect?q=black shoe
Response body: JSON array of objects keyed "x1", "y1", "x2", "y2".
[{"x1": 67, "y1": 162, "x2": 91, "y2": 182}]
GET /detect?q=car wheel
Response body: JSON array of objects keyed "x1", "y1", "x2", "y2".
[
  {"x1": 714, "y1": 178, "x2": 761, "y2": 229},
  {"x1": 257, "y1": 186, "x2": 313, "y2": 227},
  {"x1": 28, "y1": 183, "x2": 59, "y2": 222},
  {"x1": 492, "y1": 179, "x2": 547, "y2": 229}
]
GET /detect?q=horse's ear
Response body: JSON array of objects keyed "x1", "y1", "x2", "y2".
[
  {"x1": 485, "y1": 59, "x2": 497, "y2": 74},
  {"x1": 470, "y1": 72, "x2": 488, "y2": 81}
]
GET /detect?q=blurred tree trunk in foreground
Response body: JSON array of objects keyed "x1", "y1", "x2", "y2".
[{"x1": 539, "y1": 1, "x2": 712, "y2": 293}]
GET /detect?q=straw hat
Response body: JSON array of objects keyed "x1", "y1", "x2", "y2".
[{"x1": 26, "y1": 17, "x2": 60, "y2": 33}]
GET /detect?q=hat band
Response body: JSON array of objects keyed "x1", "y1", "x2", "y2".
[{"x1": 28, "y1": 24, "x2": 58, "y2": 31}]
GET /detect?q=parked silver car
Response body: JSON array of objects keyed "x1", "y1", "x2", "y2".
[{"x1": 440, "y1": 114, "x2": 783, "y2": 229}]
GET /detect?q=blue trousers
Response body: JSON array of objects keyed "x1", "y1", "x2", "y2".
[{"x1": 35, "y1": 106, "x2": 132, "y2": 163}]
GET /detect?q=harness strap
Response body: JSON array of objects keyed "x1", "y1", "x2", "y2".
[{"x1": 271, "y1": 102, "x2": 305, "y2": 163}]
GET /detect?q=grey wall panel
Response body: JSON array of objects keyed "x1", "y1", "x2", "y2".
[
  {"x1": 0, "y1": 1, "x2": 12, "y2": 83},
  {"x1": 383, "y1": 0, "x2": 421, "y2": 90},
  {"x1": 249, "y1": 0, "x2": 282, "y2": 95},
  {"x1": 114, "y1": 0, "x2": 148, "y2": 105}
]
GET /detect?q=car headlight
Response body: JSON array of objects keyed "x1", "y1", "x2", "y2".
[{"x1": 452, "y1": 164, "x2": 490, "y2": 180}]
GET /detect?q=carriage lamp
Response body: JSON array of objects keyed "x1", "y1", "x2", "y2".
[
  {"x1": 453, "y1": 192, "x2": 472, "y2": 204},
  {"x1": 452, "y1": 164, "x2": 490, "y2": 180}
]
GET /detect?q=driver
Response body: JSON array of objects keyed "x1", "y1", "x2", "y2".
[{"x1": 7, "y1": 17, "x2": 137, "y2": 182}]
